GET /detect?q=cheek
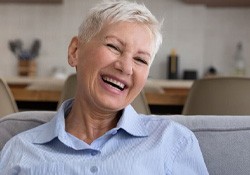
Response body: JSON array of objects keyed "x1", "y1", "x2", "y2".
[
  {"x1": 84, "y1": 47, "x2": 114, "y2": 67},
  {"x1": 134, "y1": 68, "x2": 149, "y2": 89}
]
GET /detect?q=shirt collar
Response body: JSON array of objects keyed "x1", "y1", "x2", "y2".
[
  {"x1": 32, "y1": 99, "x2": 149, "y2": 146},
  {"x1": 32, "y1": 99, "x2": 73, "y2": 144},
  {"x1": 116, "y1": 105, "x2": 149, "y2": 137}
]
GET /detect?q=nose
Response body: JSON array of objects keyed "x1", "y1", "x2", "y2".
[{"x1": 114, "y1": 56, "x2": 133, "y2": 75}]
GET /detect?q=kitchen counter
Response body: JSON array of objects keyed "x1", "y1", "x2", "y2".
[
  {"x1": 145, "y1": 79, "x2": 193, "y2": 106},
  {"x1": 6, "y1": 76, "x2": 64, "y2": 102},
  {"x1": 5, "y1": 77, "x2": 193, "y2": 112}
]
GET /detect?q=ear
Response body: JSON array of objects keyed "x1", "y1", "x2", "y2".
[{"x1": 68, "y1": 36, "x2": 79, "y2": 67}]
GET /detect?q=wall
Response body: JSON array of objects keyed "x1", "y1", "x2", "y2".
[{"x1": 0, "y1": 0, "x2": 250, "y2": 79}]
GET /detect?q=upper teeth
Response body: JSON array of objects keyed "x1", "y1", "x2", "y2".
[{"x1": 103, "y1": 77, "x2": 125, "y2": 89}]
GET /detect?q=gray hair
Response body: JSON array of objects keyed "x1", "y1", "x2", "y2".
[{"x1": 78, "y1": 0, "x2": 162, "y2": 63}]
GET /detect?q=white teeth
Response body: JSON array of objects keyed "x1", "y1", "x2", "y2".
[{"x1": 103, "y1": 77, "x2": 125, "y2": 89}]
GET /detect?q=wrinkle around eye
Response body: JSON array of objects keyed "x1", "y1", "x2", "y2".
[
  {"x1": 106, "y1": 43, "x2": 121, "y2": 53},
  {"x1": 134, "y1": 57, "x2": 149, "y2": 66}
]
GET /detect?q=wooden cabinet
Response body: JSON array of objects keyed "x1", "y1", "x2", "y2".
[{"x1": 183, "y1": 0, "x2": 250, "y2": 7}]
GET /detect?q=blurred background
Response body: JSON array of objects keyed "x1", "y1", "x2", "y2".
[{"x1": 0, "y1": 0, "x2": 249, "y2": 79}]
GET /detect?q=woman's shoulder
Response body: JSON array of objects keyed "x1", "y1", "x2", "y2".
[{"x1": 138, "y1": 114, "x2": 195, "y2": 140}]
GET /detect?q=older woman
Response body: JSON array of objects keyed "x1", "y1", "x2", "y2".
[{"x1": 0, "y1": 1, "x2": 208, "y2": 174}]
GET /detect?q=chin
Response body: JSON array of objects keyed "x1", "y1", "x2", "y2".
[{"x1": 98, "y1": 101, "x2": 126, "y2": 112}]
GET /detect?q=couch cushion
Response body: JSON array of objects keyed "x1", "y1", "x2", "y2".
[
  {"x1": 165, "y1": 115, "x2": 250, "y2": 175},
  {"x1": 0, "y1": 111, "x2": 55, "y2": 150}
]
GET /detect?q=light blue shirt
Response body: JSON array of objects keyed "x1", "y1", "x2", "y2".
[{"x1": 0, "y1": 99, "x2": 208, "y2": 175}]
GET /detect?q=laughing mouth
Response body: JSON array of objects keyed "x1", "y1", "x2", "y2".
[{"x1": 102, "y1": 76, "x2": 126, "y2": 91}]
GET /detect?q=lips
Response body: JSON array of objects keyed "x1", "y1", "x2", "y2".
[{"x1": 102, "y1": 76, "x2": 126, "y2": 91}]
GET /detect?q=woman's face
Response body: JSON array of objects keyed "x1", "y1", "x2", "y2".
[{"x1": 69, "y1": 21, "x2": 153, "y2": 112}]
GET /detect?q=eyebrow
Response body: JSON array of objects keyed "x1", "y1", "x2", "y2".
[
  {"x1": 105, "y1": 35, "x2": 125, "y2": 47},
  {"x1": 138, "y1": 50, "x2": 151, "y2": 59},
  {"x1": 105, "y1": 35, "x2": 152, "y2": 58}
]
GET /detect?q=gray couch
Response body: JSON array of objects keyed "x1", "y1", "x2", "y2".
[{"x1": 1, "y1": 111, "x2": 250, "y2": 175}]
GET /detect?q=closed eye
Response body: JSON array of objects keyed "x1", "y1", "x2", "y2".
[
  {"x1": 134, "y1": 57, "x2": 148, "y2": 65},
  {"x1": 107, "y1": 43, "x2": 120, "y2": 52}
]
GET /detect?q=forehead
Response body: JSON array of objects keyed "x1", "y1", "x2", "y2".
[{"x1": 97, "y1": 21, "x2": 154, "y2": 50}]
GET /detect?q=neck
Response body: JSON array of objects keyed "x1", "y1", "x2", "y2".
[{"x1": 65, "y1": 100, "x2": 121, "y2": 144}]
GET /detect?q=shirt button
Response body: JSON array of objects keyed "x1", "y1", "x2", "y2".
[{"x1": 90, "y1": 166, "x2": 98, "y2": 173}]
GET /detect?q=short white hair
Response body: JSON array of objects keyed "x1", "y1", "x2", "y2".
[{"x1": 78, "y1": 0, "x2": 162, "y2": 63}]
